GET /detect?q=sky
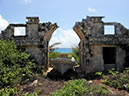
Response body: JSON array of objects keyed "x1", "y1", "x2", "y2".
[{"x1": 0, "y1": 0, "x2": 129, "y2": 48}]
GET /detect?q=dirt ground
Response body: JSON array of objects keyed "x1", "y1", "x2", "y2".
[{"x1": 18, "y1": 67, "x2": 129, "y2": 96}]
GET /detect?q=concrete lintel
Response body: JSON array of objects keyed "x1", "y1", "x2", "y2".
[
  {"x1": 104, "y1": 22, "x2": 117, "y2": 25},
  {"x1": 89, "y1": 16, "x2": 105, "y2": 18},
  {"x1": 10, "y1": 24, "x2": 26, "y2": 27},
  {"x1": 26, "y1": 17, "x2": 39, "y2": 19}
]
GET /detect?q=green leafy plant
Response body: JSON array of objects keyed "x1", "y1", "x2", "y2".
[
  {"x1": 0, "y1": 39, "x2": 41, "y2": 91},
  {"x1": 51, "y1": 79, "x2": 112, "y2": 96},
  {"x1": 102, "y1": 67, "x2": 129, "y2": 91},
  {"x1": 0, "y1": 87, "x2": 17, "y2": 96},
  {"x1": 49, "y1": 52, "x2": 59, "y2": 59},
  {"x1": 24, "y1": 92, "x2": 38, "y2": 96},
  {"x1": 70, "y1": 46, "x2": 79, "y2": 65},
  {"x1": 108, "y1": 68, "x2": 118, "y2": 75},
  {"x1": 95, "y1": 71, "x2": 103, "y2": 76}
]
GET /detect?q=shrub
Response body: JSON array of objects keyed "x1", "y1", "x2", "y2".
[
  {"x1": 70, "y1": 46, "x2": 79, "y2": 65},
  {"x1": 0, "y1": 87, "x2": 17, "y2": 96},
  {"x1": 24, "y1": 92, "x2": 38, "y2": 96},
  {"x1": 102, "y1": 67, "x2": 129, "y2": 91},
  {"x1": 49, "y1": 52, "x2": 59, "y2": 59},
  {"x1": 95, "y1": 71, "x2": 103, "y2": 76},
  {"x1": 0, "y1": 39, "x2": 39, "y2": 89},
  {"x1": 51, "y1": 79, "x2": 112, "y2": 96}
]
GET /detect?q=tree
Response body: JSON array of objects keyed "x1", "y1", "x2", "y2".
[{"x1": 49, "y1": 42, "x2": 61, "y2": 52}]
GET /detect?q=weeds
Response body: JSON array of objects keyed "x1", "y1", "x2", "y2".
[
  {"x1": 102, "y1": 68, "x2": 129, "y2": 91},
  {"x1": 51, "y1": 79, "x2": 112, "y2": 96}
]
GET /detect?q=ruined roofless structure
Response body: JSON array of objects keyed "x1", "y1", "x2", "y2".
[
  {"x1": 74, "y1": 16, "x2": 129, "y2": 74},
  {"x1": 0, "y1": 17, "x2": 59, "y2": 70},
  {"x1": 0, "y1": 16, "x2": 129, "y2": 74}
]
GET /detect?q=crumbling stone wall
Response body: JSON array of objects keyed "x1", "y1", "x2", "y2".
[
  {"x1": 0, "y1": 17, "x2": 58, "y2": 70},
  {"x1": 74, "y1": 16, "x2": 129, "y2": 74},
  {"x1": 0, "y1": 16, "x2": 129, "y2": 74}
]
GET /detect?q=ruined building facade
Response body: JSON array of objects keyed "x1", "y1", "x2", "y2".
[
  {"x1": 0, "y1": 17, "x2": 58, "y2": 70},
  {"x1": 0, "y1": 16, "x2": 129, "y2": 74},
  {"x1": 74, "y1": 16, "x2": 129, "y2": 74}
]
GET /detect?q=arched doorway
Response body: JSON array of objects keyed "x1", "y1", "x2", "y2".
[{"x1": 47, "y1": 27, "x2": 81, "y2": 72}]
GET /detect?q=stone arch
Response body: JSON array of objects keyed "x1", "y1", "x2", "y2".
[{"x1": 0, "y1": 16, "x2": 129, "y2": 74}]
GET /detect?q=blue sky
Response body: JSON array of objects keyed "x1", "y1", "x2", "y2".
[{"x1": 0, "y1": 0, "x2": 129, "y2": 48}]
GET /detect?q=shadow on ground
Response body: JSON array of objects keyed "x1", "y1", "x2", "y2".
[{"x1": 47, "y1": 68, "x2": 79, "y2": 80}]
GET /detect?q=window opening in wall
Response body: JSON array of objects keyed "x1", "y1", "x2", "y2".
[
  {"x1": 14, "y1": 27, "x2": 26, "y2": 36},
  {"x1": 103, "y1": 47, "x2": 116, "y2": 64},
  {"x1": 104, "y1": 25, "x2": 115, "y2": 35}
]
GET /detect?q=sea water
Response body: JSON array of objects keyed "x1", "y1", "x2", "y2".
[{"x1": 54, "y1": 48, "x2": 72, "y2": 53}]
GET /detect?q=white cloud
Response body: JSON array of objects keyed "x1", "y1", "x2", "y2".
[
  {"x1": 0, "y1": 15, "x2": 9, "y2": 33},
  {"x1": 0, "y1": 15, "x2": 25, "y2": 35},
  {"x1": 24, "y1": 0, "x2": 32, "y2": 3},
  {"x1": 49, "y1": 28, "x2": 80, "y2": 48},
  {"x1": 88, "y1": 8, "x2": 96, "y2": 12}
]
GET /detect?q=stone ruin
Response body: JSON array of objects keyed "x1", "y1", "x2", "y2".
[
  {"x1": 74, "y1": 16, "x2": 129, "y2": 74},
  {"x1": 0, "y1": 16, "x2": 129, "y2": 74},
  {"x1": 0, "y1": 17, "x2": 59, "y2": 70}
]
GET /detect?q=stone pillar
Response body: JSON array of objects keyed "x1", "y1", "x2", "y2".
[{"x1": 26, "y1": 17, "x2": 39, "y2": 37}]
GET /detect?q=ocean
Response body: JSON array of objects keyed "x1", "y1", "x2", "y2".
[{"x1": 54, "y1": 48, "x2": 73, "y2": 53}]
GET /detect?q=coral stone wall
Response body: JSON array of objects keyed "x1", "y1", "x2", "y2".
[
  {"x1": 74, "y1": 16, "x2": 129, "y2": 74},
  {"x1": 0, "y1": 17, "x2": 58, "y2": 70}
]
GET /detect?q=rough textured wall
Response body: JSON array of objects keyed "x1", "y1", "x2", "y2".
[
  {"x1": 0, "y1": 17, "x2": 58, "y2": 70},
  {"x1": 25, "y1": 46, "x2": 44, "y2": 66},
  {"x1": 74, "y1": 16, "x2": 129, "y2": 74},
  {"x1": 90, "y1": 45, "x2": 104, "y2": 72},
  {"x1": 116, "y1": 46, "x2": 126, "y2": 71}
]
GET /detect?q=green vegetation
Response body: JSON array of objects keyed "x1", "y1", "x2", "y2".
[
  {"x1": 49, "y1": 45, "x2": 79, "y2": 65},
  {"x1": 24, "y1": 92, "x2": 38, "y2": 96},
  {"x1": 49, "y1": 52, "x2": 59, "y2": 59},
  {"x1": 0, "y1": 87, "x2": 17, "y2": 96},
  {"x1": 51, "y1": 79, "x2": 112, "y2": 96},
  {"x1": 1, "y1": 39, "x2": 129, "y2": 95},
  {"x1": 0, "y1": 39, "x2": 42, "y2": 96},
  {"x1": 70, "y1": 46, "x2": 79, "y2": 64},
  {"x1": 102, "y1": 68, "x2": 129, "y2": 91},
  {"x1": 49, "y1": 42, "x2": 61, "y2": 52}
]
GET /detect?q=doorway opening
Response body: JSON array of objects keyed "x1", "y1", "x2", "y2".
[
  {"x1": 103, "y1": 47, "x2": 116, "y2": 70},
  {"x1": 47, "y1": 28, "x2": 80, "y2": 77}
]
